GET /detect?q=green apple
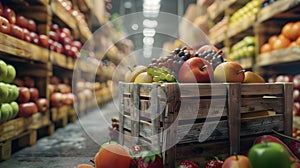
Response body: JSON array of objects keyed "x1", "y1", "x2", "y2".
[
  {"x1": 0, "y1": 103, "x2": 13, "y2": 123},
  {"x1": 10, "y1": 101, "x2": 19, "y2": 119},
  {"x1": 9, "y1": 84, "x2": 19, "y2": 101},
  {"x1": 0, "y1": 60, "x2": 7, "y2": 81},
  {"x1": 0, "y1": 82, "x2": 9, "y2": 103},
  {"x1": 3, "y1": 65, "x2": 16, "y2": 83},
  {"x1": 243, "y1": 36, "x2": 255, "y2": 46}
]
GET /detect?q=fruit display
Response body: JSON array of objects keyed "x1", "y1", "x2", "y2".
[
  {"x1": 50, "y1": 23, "x2": 82, "y2": 59},
  {"x1": 260, "y1": 21, "x2": 300, "y2": 54},
  {"x1": 125, "y1": 45, "x2": 266, "y2": 84},
  {"x1": 209, "y1": 17, "x2": 228, "y2": 43},
  {"x1": 13, "y1": 76, "x2": 49, "y2": 118},
  {"x1": 228, "y1": 36, "x2": 255, "y2": 62},
  {"x1": 48, "y1": 76, "x2": 76, "y2": 108},
  {"x1": 228, "y1": 0, "x2": 260, "y2": 28}
]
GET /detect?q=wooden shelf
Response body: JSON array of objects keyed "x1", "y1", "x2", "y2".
[
  {"x1": 227, "y1": 15, "x2": 256, "y2": 39},
  {"x1": 8, "y1": 0, "x2": 49, "y2": 6},
  {"x1": 0, "y1": 32, "x2": 49, "y2": 63},
  {"x1": 51, "y1": 0, "x2": 79, "y2": 39},
  {"x1": 78, "y1": 25, "x2": 92, "y2": 42},
  {"x1": 257, "y1": 0, "x2": 300, "y2": 23},
  {"x1": 256, "y1": 46, "x2": 300, "y2": 67},
  {"x1": 210, "y1": 32, "x2": 226, "y2": 45},
  {"x1": 209, "y1": 0, "x2": 236, "y2": 21},
  {"x1": 50, "y1": 51, "x2": 71, "y2": 70}
]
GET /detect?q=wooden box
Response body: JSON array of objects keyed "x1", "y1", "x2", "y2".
[{"x1": 118, "y1": 82, "x2": 293, "y2": 167}]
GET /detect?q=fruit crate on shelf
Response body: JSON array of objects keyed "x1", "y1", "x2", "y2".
[
  {"x1": 118, "y1": 82, "x2": 293, "y2": 167},
  {"x1": 28, "y1": 111, "x2": 55, "y2": 139},
  {"x1": 50, "y1": 105, "x2": 70, "y2": 129}
]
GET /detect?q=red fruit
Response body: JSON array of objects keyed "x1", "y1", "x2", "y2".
[
  {"x1": 178, "y1": 57, "x2": 214, "y2": 83},
  {"x1": 70, "y1": 46, "x2": 79, "y2": 59},
  {"x1": 178, "y1": 160, "x2": 200, "y2": 168},
  {"x1": 50, "y1": 23, "x2": 60, "y2": 34},
  {"x1": 12, "y1": 77, "x2": 24, "y2": 87},
  {"x1": 136, "y1": 152, "x2": 163, "y2": 168},
  {"x1": 58, "y1": 32, "x2": 67, "y2": 44},
  {"x1": 17, "y1": 87, "x2": 30, "y2": 103},
  {"x1": 275, "y1": 75, "x2": 293, "y2": 83},
  {"x1": 38, "y1": 34, "x2": 49, "y2": 48},
  {"x1": 27, "y1": 19, "x2": 36, "y2": 32},
  {"x1": 131, "y1": 145, "x2": 142, "y2": 155},
  {"x1": 0, "y1": 16, "x2": 10, "y2": 34},
  {"x1": 294, "y1": 74, "x2": 300, "y2": 89},
  {"x1": 50, "y1": 92, "x2": 64, "y2": 107},
  {"x1": 49, "y1": 31, "x2": 59, "y2": 41},
  {"x1": 18, "y1": 102, "x2": 38, "y2": 118},
  {"x1": 15, "y1": 14, "x2": 28, "y2": 28},
  {"x1": 35, "y1": 98, "x2": 49, "y2": 113},
  {"x1": 10, "y1": 24, "x2": 24, "y2": 40},
  {"x1": 30, "y1": 31, "x2": 38, "y2": 44},
  {"x1": 71, "y1": 40, "x2": 82, "y2": 50},
  {"x1": 23, "y1": 28, "x2": 32, "y2": 42},
  {"x1": 205, "y1": 158, "x2": 223, "y2": 168},
  {"x1": 288, "y1": 141, "x2": 300, "y2": 160},
  {"x1": 23, "y1": 76, "x2": 35, "y2": 88},
  {"x1": 222, "y1": 155, "x2": 251, "y2": 168},
  {"x1": 63, "y1": 37, "x2": 72, "y2": 46},
  {"x1": 61, "y1": 27, "x2": 71, "y2": 38},
  {"x1": 294, "y1": 102, "x2": 300, "y2": 116},
  {"x1": 63, "y1": 44, "x2": 72, "y2": 56},
  {"x1": 29, "y1": 87, "x2": 39, "y2": 101},
  {"x1": 2, "y1": 6, "x2": 16, "y2": 24}
]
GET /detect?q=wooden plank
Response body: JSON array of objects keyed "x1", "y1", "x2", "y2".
[
  {"x1": 283, "y1": 83, "x2": 294, "y2": 137},
  {"x1": 50, "y1": 52, "x2": 68, "y2": 69},
  {"x1": 0, "y1": 32, "x2": 49, "y2": 62},
  {"x1": 240, "y1": 97, "x2": 284, "y2": 114},
  {"x1": 0, "y1": 117, "x2": 32, "y2": 142},
  {"x1": 227, "y1": 15, "x2": 256, "y2": 39},
  {"x1": 131, "y1": 84, "x2": 140, "y2": 146},
  {"x1": 256, "y1": 46, "x2": 300, "y2": 67},
  {"x1": 241, "y1": 83, "x2": 284, "y2": 95},
  {"x1": 227, "y1": 83, "x2": 241, "y2": 154},
  {"x1": 257, "y1": 0, "x2": 300, "y2": 23}
]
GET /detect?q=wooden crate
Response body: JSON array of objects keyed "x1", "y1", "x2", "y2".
[
  {"x1": 50, "y1": 105, "x2": 69, "y2": 129},
  {"x1": 0, "y1": 130, "x2": 37, "y2": 161},
  {"x1": 0, "y1": 117, "x2": 33, "y2": 142},
  {"x1": 28, "y1": 111, "x2": 54, "y2": 139},
  {"x1": 68, "y1": 106, "x2": 77, "y2": 123},
  {"x1": 118, "y1": 82, "x2": 293, "y2": 167}
]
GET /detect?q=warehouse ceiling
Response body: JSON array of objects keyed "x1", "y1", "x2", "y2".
[{"x1": 107, "y1": 0, "x2": 197, "y2": 64}]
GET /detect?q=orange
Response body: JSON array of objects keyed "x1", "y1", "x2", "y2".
[
  {"x1": 76, "y1": 164, "x2": 94, "y2": 168},
  {"x1": 94, "y1": 144, "x2": 131, "y2": 168}
]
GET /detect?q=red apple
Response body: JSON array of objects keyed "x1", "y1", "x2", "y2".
[
  {"x1": 62, "y1": 93, "x2": 74, "y2": 105},
  {"x1": 71, "y1": 40, "x2": 82, "y2": 50},
  {"x1": 222, "y1": 155, "x2": 251, "y2": 168},
  {"x1": 12, "y1": 77, "x2": 24, "y2": 87},
  {"x1": 58, "y1": 32, "x2": 67, "y2": 44},
  {"x1": 63, "y1": 37, "x2": 72, "y2": 45},
  {"x1": 50, "y1": 76, "x2": 60, "y2": 85},
  {"x1": 38, "y1": 34, "x2": 49, "y2": 48},
  {"x1": 293, "y1": 102, "x2": 300, "y2": 116},
  {"x1": 50, "y1": 23, "x2": 60, "y2": 34},
  {"x1": 50, "y1": 92, "x2": 64, "y2": 107},
  {"x1": 63, "y1": 44, "x2": 72, "y2": 56},
  {"x1": 23, "y1": 76, "x2": 35, "y2": 88},
  {"x1": 30, "y1": 31, "x2": 38, "y2": 44},
  {"x1": 35, "y1": 98, "x2": 49, "y2": 113},
  {"x1": 70, "y1": 46, "x2": 79, "y2": 59},
  {"x1": 53, "y1": 42, "x2": 63, "y2": 53},
  {"x1": 15, "y1": 14, "x2": 28, "y2": 28},
  {"x1": 0, "y1": 16, "x2": 10, "y2": 34},
  {"x1": 18, "y1": 102, "x2": 38, "y2": 118},
  {"x1": 29, "y1": 87, "x2": 39, "y2": 101},
  {"x1": 275, "y1": 75, "x2": 293, "y2": 83},
  {"x1": 213, "y1": 62, "x2": 245, "y2": 83},
  {"x1": 178, "y1": 57, "x2": 213, "y2": 83},
  {"x1": 27, "y1": 19, "x2": 36, "y2": 32},
  {"x1": 10, "y1": 24, "x2": 24, "y2": 40},
  {"x1": 0, "y1": 1, "x2": 3, "y2": 16},
  {"x1": 17, "y1": 87, "x2": 30, "y2": 103},
  {"x1": 49, "y1": 30, "x2": 58, "y2": 41},
  {"x1": 294, "y1": 89, "x2": 300, "y2": 102},
  {"x1": 22, "y1": 28, "x2": 32, "y2": 42},
  {"x1": 48, "y1": 84, "x2": 55, "y2": 95},
  {"x1": 293, "y1": 74, "x2": 300, "y2": 89},
  {"x1": 61, "y1": 27, "x2": 71, "y2": 38},
  {"x1": 2, "y1": 6, "x2": 16, "y2": 24}
]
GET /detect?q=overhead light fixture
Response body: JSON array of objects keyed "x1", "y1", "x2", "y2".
[
  {"x1": 143, "y1": 28, "x2": 156, "y2": 37},
  {"x1": 143, "y1": 19, "x2": 158, "y2": 28},
  {"x1": 143, "y1": 37, "x2": 154, "y2": 45}
]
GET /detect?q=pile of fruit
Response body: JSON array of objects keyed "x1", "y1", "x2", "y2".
[
  {"x1": 260, "y1": 21, "x2": 300, "y2": 53},
  {"x1": 0, "y1": 60, "x2": 18, "y2": 123},
  {"x1": 49, "y1": 23, "x2": 82, "y2": 59},
  {"x1": 13, "y1": 76, "x2": 49, "y2": 118},
  {"x1": 125, "y1": 45, "x2": 265, "y2": 84},
  {"x1": 228, "y1": 36, "x2": 255, "y2": 61},
  {"x1": 75, "y1": 131, "x2": 300, "y2": 168},
  {"x1": 228, "y1": 0, "x2": 260, "y2": 28},
  {"x1": 48, "y1": 76, "x2": 76, "y2": 108}
]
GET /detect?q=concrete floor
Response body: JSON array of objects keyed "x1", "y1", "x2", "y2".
[{"x1": 0, "y1": 101, "x2": 120, "y2": 168}]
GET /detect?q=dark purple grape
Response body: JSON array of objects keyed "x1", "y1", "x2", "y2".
[
  {"x1": 157, "y1": 62, "x2": 164, "y2": 68},
  {"x1": 205, "y1": 54, "x2": 213, "y2": 61},
  {"x1": 178, "y1": 51, "x2": 185, "y2": 57},
  {"x1": 178, "y1": 60, "x2": 184, "y2": 66},
  {"x1": 182, "y1": 54, "x2": 190, "y2": 61},
  {"x1": 173, "y1": 55, "x2": 180, "y2": 61},
  {"x1": 166, "y1": 58, "x2": 173, "y2": 66},
  {"x1": 173, "y1": 48, "x2": 180, "y2": 54}
]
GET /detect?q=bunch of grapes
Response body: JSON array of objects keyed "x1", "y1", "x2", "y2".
[
  {"x1": 147, "y1": 67, "x2": 176, "y2": 82},
  {"x1": 195, "y1": 49, "x2": 224, "y2": 69},
  {"x1": 148, "y1": 47, "x2": 194, "y2": 77}
]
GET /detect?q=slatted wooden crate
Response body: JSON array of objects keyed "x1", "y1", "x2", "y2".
[
  {"x1": 118, "y1": 82, "x2": 293, "y2": 167},
  {"x1": 28, "y1": 111, "x2": 54, "y2": 139},
  {"x1": 50, "y1": 105, "x2": 69, "y2": 129}
]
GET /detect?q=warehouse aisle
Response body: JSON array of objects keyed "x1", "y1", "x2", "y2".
[{"x1": 0, "y1": 101, "x2": 119, "y2": 168}]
